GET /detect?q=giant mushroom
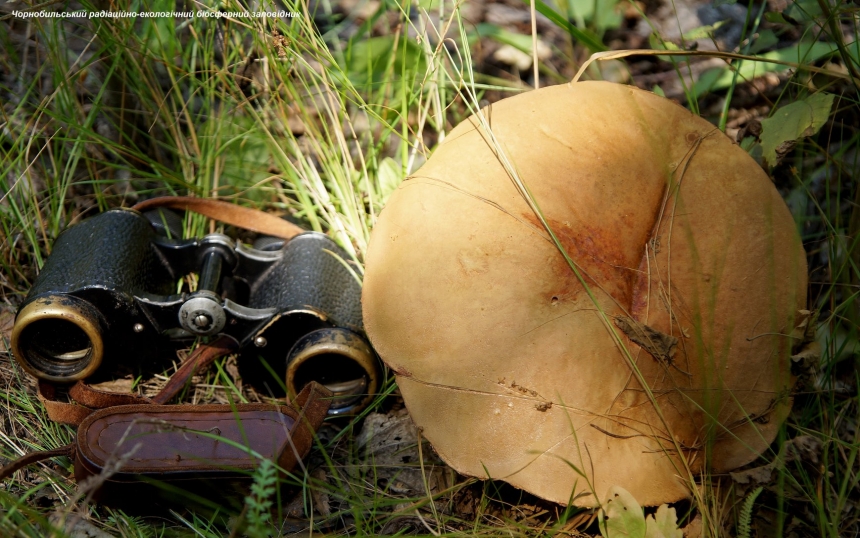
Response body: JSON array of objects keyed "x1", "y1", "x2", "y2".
[{"x1": 362, "y1": 81, "x2": 807, "y2": 506}]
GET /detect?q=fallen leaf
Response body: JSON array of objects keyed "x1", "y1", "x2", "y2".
[
  {"x1": 48, "y1": 513, "x2": 114, "y2": 538},
  {"x1": 681, "y1": 513, "x2": 703, "y2": 538},
  {"x1": 355, "y1": 408, "x2": 447, "y2": 496},
  {"x1": 600, "y1": 485, "x2": 646, "y2": 538},
  {"x1": 90, "y1": 378, "x2": 134, "y2": 393},
  {"x1": 789, "y1": 310, "x2": 817, "y2": 344},
  {"x1": 0, "y1": 308, "x2": 14, "y2": 353},
  {"x1": 791, "y1": 341, "x2": 821, "y2": 375},
  {"x1": 784, "y1": 435, "x2": 822, "y2": 466},
  {"x1": 615, "y1": 317, "x2": 678, "y2": 364},
  {"x1": 789, "y1": 310, "x2": 820, "y2": 380},
  {"x1": 310, "y1": 468, "x2": 331, "y2": 517},
  {"x1": 646, "y1": 504, "x2": 683, "y2": 538},
  {"x1": 730, "y1": 465, "x2": 774, "y2": 485}
]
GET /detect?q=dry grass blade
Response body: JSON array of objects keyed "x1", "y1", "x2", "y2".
[{"x1": 571, "y1": 49, "x2": 860, "y2": 86}]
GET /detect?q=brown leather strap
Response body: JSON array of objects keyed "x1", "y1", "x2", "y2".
[
  {"x1": 277, "y1": 383, "x2": 333, "y2": 472},
  {"x1": 38, "y1": 337, "x2": 239, "y2": 425},
  {"x1": 0, "y1": 443, "x2": 74, "y2": 481},
  {"x1": 38, "y1": 382, "x2": 94, "y2": 427},
  {"x1": 152, "y1": 335, "x2": 240, "y2": 405},
  {"x1": 13, "y1": 338, "x2": 241, "y2": 481},
  {"x1": 70, "y1": 381, "x2": 152, "y2": 408},
  {"x1": 132, "y1": 197, "x2": 304, "y2": 240}
]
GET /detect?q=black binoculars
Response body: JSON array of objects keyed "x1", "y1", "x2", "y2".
[{"x1": 10, "y1": 207, "x2": 380, "y2": 415}]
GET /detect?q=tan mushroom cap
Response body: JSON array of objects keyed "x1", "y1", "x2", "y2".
[{"x1": 362, "y1": 81, "x2": 807, "y2": 507}]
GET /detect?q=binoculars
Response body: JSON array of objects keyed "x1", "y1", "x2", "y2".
[{"x1": 10, "y1": 207, "x2": 380, "y2": 415}]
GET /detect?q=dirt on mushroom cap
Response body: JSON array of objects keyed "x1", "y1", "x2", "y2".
[{"x1": 361, "y1": 81, "x2": 807, "y2": 507}]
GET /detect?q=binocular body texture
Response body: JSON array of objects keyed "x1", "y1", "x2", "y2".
[
  {"x1": 247, "y1": 233, "x2": 363, "y2": 331},
  {"x1": 13, "y1": 208, "x2": 377, "y2": 414},
  {"x1": 29, "y1": 209, "x2": 174, "y2": 299}
]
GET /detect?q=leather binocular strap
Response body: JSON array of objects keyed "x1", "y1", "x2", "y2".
[
  {"x1": 132, "y1": 196, "x2": 304, "y2": 240},
  {"x1": 36, "y1": 335, "x2": 240, "y2": 426},
  {"x1": 150, "y1": 335, "x2": 240, "y2": 404},
  {"x1": 0, "y1": 444, "x2": 74, "y2": 480}
]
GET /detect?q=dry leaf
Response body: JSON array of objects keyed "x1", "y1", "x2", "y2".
[
  {"x1": 310, "y1": 468, "x2": 331, "y2": 517},
  {"x1": 355, "y1": 408, "x2": 447, "y2": 496},
  {"x1": 615, "y1": 316, "x2": 678, "y2": 364},
  {"x1": 730, "y1": 465, "x2": 774, "y2": 485},
  {"x1": 789, "y1": 310, "x2": 820, "y2": 379},
  {"x1": 784, "y1": 435, "x2": 821, "y2": 466},
  {"x1": 90, "y1": 378, "x2": 134, "y2": 393},
  {"x1": 789, "y1": 310, "x2": 817, "y2": 345},
  {"x1": 791, "y1": 341, "x2": 821, "y2": 375},
  {"x1": 48, "y1": 514, "x2": 114, "y2": 538},
  {"x1": 0, "y1": 308, "x2": 14, "y2": 354},
  {"x1": 681, "y1": 513, "x2": 703, "y2": 538}
]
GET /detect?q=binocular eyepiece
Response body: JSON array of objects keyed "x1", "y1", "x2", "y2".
[{"x1": 11, "y1": 208, "x2": 381, "y2": 415}]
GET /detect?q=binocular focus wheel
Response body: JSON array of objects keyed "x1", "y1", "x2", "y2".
[
  {"x1": 11, "y1": 295, "x2": 105, "y2": 382},
  {"x1": 285, "y1": 328, "x2": 379, "y2": 415}
]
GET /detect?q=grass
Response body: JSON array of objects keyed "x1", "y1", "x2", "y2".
[{"x1": 0, "y1": 0, "x2": 859, "y2": 536}]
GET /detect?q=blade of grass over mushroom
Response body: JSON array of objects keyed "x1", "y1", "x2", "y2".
[
  {"x1": 438, "y1": 59, "x2": 700, "y2": 500},
  {"x1": 570, "y1": 47, "x2": 854, "y2": 86}
]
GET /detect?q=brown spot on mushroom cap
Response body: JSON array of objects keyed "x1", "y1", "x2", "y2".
[{"x1": 362, "y1": 82, "x2": 807, "y2": 507}]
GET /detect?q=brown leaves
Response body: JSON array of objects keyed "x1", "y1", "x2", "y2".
[
  {"x1": 790, "y1": 310, "x2": 820, "y2": 380},
  {"x1": 355, "y1": 408, "x2": 449, "y2": 497},
  {"x1": 0, "y1": 307, "x2": 14, "y2": 354},
  {"x1": 615, "y1": 316, "x2": 678, "y2": 365},
  {"x1": 729, "y1": 435, "x2": 823, "y2": 486}
]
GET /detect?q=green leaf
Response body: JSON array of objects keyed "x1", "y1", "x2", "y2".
[
  {"x1": 567, "y1": 0, "x2": 623, "y2": 33},
  {"x1": 343, "y1": 35, "x2": 426, "y2": 104},
  {"x1": 784, "y1": 0, "x2": 823, "y2": 22},
  {"x1": 203, "y1": 116, "x2": 273, "y2": 202},
  {"x1": 599, "y1": 486, "x2": 646, "y2": 538},
  {"x1": 692, "y1": 41, "x2": 837, "y2": 97},
  {"x1": 476, "y1": 23, "x2": 540, "y2": 54},
  {"x1": 645, "y1": 504, "x2": 683, "y2": 538},
  {"x1": 377, "y1": 157, "x2": 404, "y2": 203},
  {"x1": 520, "y1": 0, "x2": 606, "y2": 52},
  {"x1": 764, "y1": 11, "x2": 791, "y2": 25},
  {"x1": 648, "y1": 33, "x2": 687, "y2": 64},
  {"x1": 682, "y1": 20, "x2": 727, "y2": 41},
  {"x1": 749, "y1": 29, "x2": 779, "y2": 54},
  {"x1": 760, "y1": 93, "x2": 835, "y2": 167}
]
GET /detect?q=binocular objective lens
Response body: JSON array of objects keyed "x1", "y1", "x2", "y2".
[
  {"x1": 12, "y1": 295, "x2": 106, "y2": 381},
  {"x1": 292, "y1": 354, "x2": 370, "y2": 411},
  {"x1": 20, "y1": 319, "x2": 92, "y2": 370},
  {"x1": 285, "y1": 328, "x2": 380, "y2": 415}
]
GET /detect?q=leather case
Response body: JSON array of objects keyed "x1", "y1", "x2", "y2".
[{"x1": 72, "y1": 383, "x2": 331, "y2": 505}]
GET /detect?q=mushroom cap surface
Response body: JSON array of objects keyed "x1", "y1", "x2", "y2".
[{"x1": 362, "y1": 82, "x2": 807, "y2": 506}]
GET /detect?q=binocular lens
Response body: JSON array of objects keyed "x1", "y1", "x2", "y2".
[
  {"x1": 23, "y1": 318, "x2": 91, "y2": 361},
  {"x1": 292, "y1": 353, "x2": 370, "y2": 411},
  {"x1": 286, "y1": 328, "x2": 379, "y2": 415},
  {"x1": 11, "y1": 296, "x2": 105, "y2": 382}
]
